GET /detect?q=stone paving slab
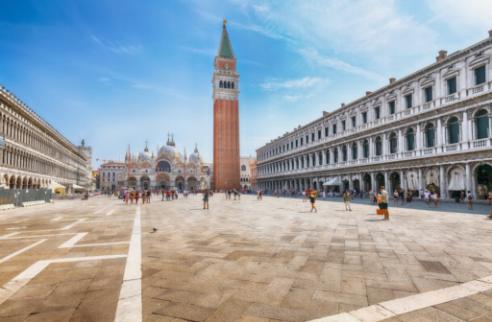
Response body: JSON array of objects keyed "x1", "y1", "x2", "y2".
[{"x1": 1, "y1": 195, "x2": 492, "y2": 321}]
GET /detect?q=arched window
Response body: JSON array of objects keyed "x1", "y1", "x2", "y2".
[
  {"x1": 406, "y1": 128, "x2": 415, "y2": 151},
  {"x1": 425, "y1": 123, "x2": 435, "y2": 147},
  {"x1": 351, "y1": 143, "x2": 358, "y2": 160},
  {"x1": 318, "y1": 151, "x2": 323, "y2": 165},
  {"x1": 375, "y1": 137, "x2": 382, "y2": 156},
  {"x1": 219, "y1": 80, "x2": 223, "y2": 88},
  {"x1": 325, "y1": 150, "x2": 330, "y2": 164},
  {"x1": 447, "y1": 116, "x2": 460, "y2": 144},
  {"x1": 231, "y1": 82, "x2": 235, "y2": 89},
  {"x1": 475, "y1": 109, "x2": 489, "y2": 139},
  {"x1": 363, "y1": 139, "x2": 369, "y2": 158},
  {"x1": 389, "y1": 133, "x2": 398, "y2": 154},
  {"x1": 342, "y1": 146, "x2": 347, "y2": 162},
  {"x1": 334, "y1": 149, "x2": 338, "y2": 163},
  {"x1": 156, "y1": 160, "x2": 171, "y2": 172}
]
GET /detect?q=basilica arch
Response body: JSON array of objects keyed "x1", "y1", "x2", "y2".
[
  {"x1": 156, "y1": 173, "x2": 170, "y2": 189},
  {"x1": 175, "y1": 176, "x2": 185, "y2": 191},
  {"x1": 187, "y1": 176, "x2": 198, "y2": 192},
  {"x1": 156, "y1": 160, "x2": 171, "y2": 173},
  {"x1": 127, "y1": 176, "x2": 137, "y2": 189},
  {"x1": 140, "y1": 175, "x2": 150, "y2": 190}
]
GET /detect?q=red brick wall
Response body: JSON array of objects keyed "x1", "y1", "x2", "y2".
[{"x1": 213, "y1": 99, "x2": 240, "y2": 190}]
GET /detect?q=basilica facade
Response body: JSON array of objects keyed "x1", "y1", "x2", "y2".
[
  {"x1": 256, "y1": 30, "x2": 492, "y2": 200},
  {"x1": 101, "y1": 136, "x2": 212, "y2": 192}
]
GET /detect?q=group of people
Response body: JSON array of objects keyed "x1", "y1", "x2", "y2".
[
  {"x1": 162, "y1": 189, "x2": 179, "y2": 201},
  {"x1": 123, "y1": 189, "x2": 152, "y2": 204},
  {"x1": 225, "y1": 189, "x2": 241, "y2": 200}
]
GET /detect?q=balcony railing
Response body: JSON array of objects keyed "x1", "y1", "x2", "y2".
[
  {"x1": 471, "y1": 84, "x2": 484, "y2": 94},
  {"x1": 473, "y1": 138, "x2": 488, "y2": 148},
  {"x1": 446, "y1": 144, "x2": 458, "y2": 152},
  {"x1": 445, "y1": 94, "x2": 457, "y2": 103},
  {"x1": 423, "y1": 147, "x2": 434, "y2": 155}
]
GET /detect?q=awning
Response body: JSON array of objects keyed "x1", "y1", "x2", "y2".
[
  {"x1": 323, "y1": 177, "x2": 341, "y2": 186},
  {"x1": 50, "y1": 181, "x2": 65, "y2": 190},
  {"x1": 72, "y1": 184, "x2": 86, "y2": 190}
]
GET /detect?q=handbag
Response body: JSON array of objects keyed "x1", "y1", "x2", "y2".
[{"x1": 376, "y1": 209, "x2": 384, "y2": 215}]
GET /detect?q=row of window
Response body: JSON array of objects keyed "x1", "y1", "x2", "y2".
[
  {"x1": 0, "y1": 110, "x2": 84, "y2": 169},
  {"x1": 218, "y1": 80, "x2": 235, "y2": 89},
  {"x1": 259, "y1": 111, "x2": 490, "y2": 175},
  {"x1": 259, "y1": 65, "x2": 487, "y2": 161},
  {"x1": 1, "y1": 147, "x2": 78, "y2": 180}
]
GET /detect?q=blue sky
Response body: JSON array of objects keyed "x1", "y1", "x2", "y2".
[{"x1": 0, "y1": 0, "x2": 491, "y2": 166}]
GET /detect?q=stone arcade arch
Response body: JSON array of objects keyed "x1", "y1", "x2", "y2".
[
  {"x1": 363, "y1": 173, "x2": 371, "y2": 192},
  {"x1": 389, "y1": 172, "x2": 400, "y2": 193},
  {"x1": 475, "y1": 163, "x2": 492, "y2": 199}
]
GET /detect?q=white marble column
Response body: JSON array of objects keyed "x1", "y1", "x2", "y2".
[
  {"x1": 465, "y1": 163, "x2": 471, "y2": 194},
  {"x1": 439, "y1": 165, "x2": 446, "y2": 199},
  {"x1": 400, "y1": 170, "x2": 406, "y2": 190},
  {"x1": 462, "y1": 111, "x2": 469, "y2": 149},
  {"x1": 398, "y1": 129, "x2": 404, "y2": 153},
  {"x1": 437, "y1": 118, "x2": 443, "y2": 147},
  {"x1": 384, "y1": 172, "x2": 390, "y2": 192},
  {"x1": 370, "y1": 172, "x2": 376, "y2": 192},
  {"x1": 418, "y1": 168, "x2": 423, "y2": 191},
  {"x1": 416, "y1": 123, "x2": 422, "y2": 153}
]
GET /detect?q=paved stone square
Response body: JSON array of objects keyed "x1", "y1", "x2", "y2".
[{"x1": 1, "y1": 195, "x2": 492, "y2": 321}]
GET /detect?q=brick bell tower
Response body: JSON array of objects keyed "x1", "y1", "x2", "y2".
[{"x1": 213, "y1": 19, "x2": 240, "y2": 190}]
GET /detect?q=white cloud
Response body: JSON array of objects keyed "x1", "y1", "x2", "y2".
[
  {"x1": 90, "y1": 34, "x2": 142, "y2": 55},
  {"x1": 298, "y1": 48, "x2": 385, "y2": 82},
  {"x1": 426, "y1": 0, "x2": 492, "y2": 32},
  {"x1": 261, "y1": 76, "x2": 325, "y2": 91}
]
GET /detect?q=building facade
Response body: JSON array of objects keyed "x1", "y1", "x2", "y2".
[
  {"x1": 240, "y1": 156, "x2": 256, "y2": 190},
  {"x1": 100, "y1": 161, "x2": 127, "y2": 193},
  {"x1": 213, "y1": 19, "x2": 240, "y2": 190},
  {"x1": 101, "y1": 136, "x2": 212, "y2": 193},
  {"x1": 0, "y1": 86, "x2": 90, "y2": 191},
  {"x1": 257, "y1": 30, "x2": 492, "y2": 200}
]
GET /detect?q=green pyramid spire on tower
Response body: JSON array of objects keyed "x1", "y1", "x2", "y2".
[{"x1": 218, "y1": 18, "x2": 235, "y2": 59}]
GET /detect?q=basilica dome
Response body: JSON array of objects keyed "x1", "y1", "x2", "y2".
[{"x1": 158, "y1": 145, "x2": 178, "y2": 160}]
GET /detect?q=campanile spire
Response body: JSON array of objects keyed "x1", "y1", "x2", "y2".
[{"x1": 212, "y1": 19, "x2": 240, "y2": 190}]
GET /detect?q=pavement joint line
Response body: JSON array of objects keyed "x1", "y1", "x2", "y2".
[
  {"x1": 0, "y1": 254, "x2": 127, "y2": 306},
  {"x1": 58, "y1": 232, "x2": 88, "y2": 248},
  {"x1": 106, "y1": 209, "x2": 115, "y2": 216},
  {"x1": 18, "y1": 218, "x2": 86, "y2": 234},
  {"x1": 58, "y1": 232, "x2": 129, "y2": 248},
  {"x1": 50, "y1": 215, "x2": 63, "y2": 222},
  {"x1": 0, "y1": 232, "x2": 20, "y2": 239},
  {"x1": 307, "y1": 274, "x2": 492, "y2": 322},
  {"x1": 114, "y1": 204, "x2": 142, "y2": 322},
  {"x1": 0, "y1": 239, "x2": 46, "y2": 264},
  {"x1": 0, "y1": 232, "x2": 80, "y2": 240}
]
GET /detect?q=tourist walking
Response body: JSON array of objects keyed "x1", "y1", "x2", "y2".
[
  {"x1": 343, "y1": 190, "x2": 352, "y2": 212},
  {"x1": 377, "y1": 186, "x2": 389, "y2": 220},
  {"x1": 202, "y1": 189, "x2": 209, "y2": 209},
  {"x1": 393, "y1": 190, "x2": 399, "y2": 206},
  {"x1": 309, "y1": 189, "x2": 317, "y2": 213},
  {"x1": 467, "y1": 191, "x2": 473, "y2": 209}
]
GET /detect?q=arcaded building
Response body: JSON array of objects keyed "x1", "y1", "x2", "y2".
[
  {"x1": 0, "y1": 86, "x2": 90, "y2": 191},
  {"x1": 213, "y1": 20, "x2": 240, "y2": 190},
  {"x1": 256, "y1": 30, "x2": 492, "y2": 200}
]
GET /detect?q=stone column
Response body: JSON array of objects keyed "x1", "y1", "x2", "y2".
[
  {"x1": 416, "y1": 123, "x2": 421, "y2": 154},
  {"x1": 465, "y1": 163, "x2": 471, "y2": 194},
  {"x1": 439, "y1": 165, "x2": 446, "y2": 199},
  {"x1": 462, "y1": 111, "x2": 469, "y2": 149},
  {"x1": 384, "y1": 172, "x2": 390, "y2": 192},
  {"x1": 398, "y1": 129, "x2": 404, "y2": 153},
  {"x1": 370, "y1": 172, "x2": 376, "y2": 192},
  {"x1": 400, "y1": 170, "x2": 406, "y2": 190},
  {"x1": 369, "y1": 137, "x2": 374, "y2": 157},
  {"x1": 437, "y1": 118, "x2": 443, "y2": 147},
  {"x1": 383, "y1": 134, "x2": 388, "y2": 156},
  {"x1": 418, "y1": 168, "x2": 423, "y2": 192}
]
